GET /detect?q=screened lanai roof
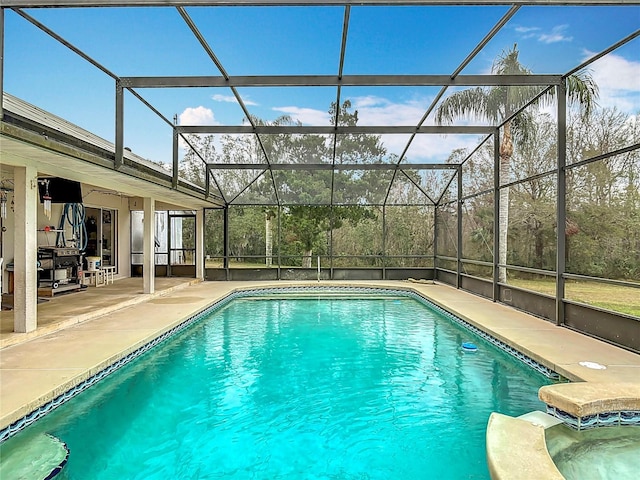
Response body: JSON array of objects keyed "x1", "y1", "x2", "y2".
[{"x1": 2, "y1": 1, "x2": 639, "y2": 207}]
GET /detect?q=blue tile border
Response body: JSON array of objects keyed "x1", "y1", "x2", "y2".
[
  {"x1": 0, "y1": 285, "x2": 561, "y2": 443},
  {"x1": 545, "y1": 406, "x2": 640, "y2": 430}
]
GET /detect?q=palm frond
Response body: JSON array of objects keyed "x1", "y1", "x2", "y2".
[
  {"x1": 511, "y1": 111, "x2": 536, "y2": 145},
  {"x1": 492, "y1": 44, "x2": 532, "y2": 76},
  {"x1": 435, "y1": 87, "x2": 492, "y2": 125},
  {"x1": 566, "y1": 69, "x2": 600, "y2": 117}
]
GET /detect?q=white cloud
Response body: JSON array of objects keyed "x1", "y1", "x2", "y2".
[
  {"x1": 351, "y1": 95, "x2": 386, "y2": 108},
  {"x1": 515, "y1": 26, "x2": 540, "y2": 34},
  {"x1": 272, "y1": 106, "x2": 332, "y2": 125},
  {"x1": 396, "y1": 134, "x2": 484, "y2": 163},
  {"x1": 212, "y1": 93, "x2": 258, "y2": 106},
  {"x1": 514, "y1": 24, "x2": 573, "y2": 44},
  {"x1": 351, "y1": 95, "x2": 426, "y2": 126},
  {"x1": 586, "y1": 51, "x2": 640, "y2": 113},
  {"x1": 514, "y1": 25, "x2": 540, "y2": 40},
  {"x1": 178, "y1": 106, "x2": 219, "y2": 126},
  {"x1": 538, "y1": 25, "x2": 573, "y2": 44},
  {"x1": 177, "y1": 106, "x2": 220, "y2": 152}
]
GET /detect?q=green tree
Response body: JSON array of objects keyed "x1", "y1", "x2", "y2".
[
  {"x1": 566, "y1": 108, "x2": 640, "y2": 279},
  {"x1": 275, "y1": 100, "x2": 389, "y2": 267},
  {"x1": 179, "y1": 134, "x2": 221, "y2": 189},
  {"x1": 435, "y1": 44, "x2": 598, "y2": 282},
  {"x1": 508, "y1": 114, "x2": 557, "y2": 270}
]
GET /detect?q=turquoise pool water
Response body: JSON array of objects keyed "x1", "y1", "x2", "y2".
[
  {"x1": 1, "y1": 295, "x2": 551, "y2": 479},
  {"x1": 546, "y1": 424, "x2": 640, "y2": 480}
]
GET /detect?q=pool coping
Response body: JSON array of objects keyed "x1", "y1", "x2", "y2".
[{"x1": 1, "y1": 280, "x2": 639, "y2": 478}]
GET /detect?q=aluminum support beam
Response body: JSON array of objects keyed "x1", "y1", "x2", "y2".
[
  {"x1": 456, "y1": 165, "x2": 463, "y2": 289},
  {"x1": 223, "y1": 207, "x2": 229, "y2": 271},
  {"x1": 121, "y1": 74, "x2": 561, "y2": 88},
  {"x1": 382, "y1": 204, "x2": 386, "y2": 279},
  {"x1": 177, "y1": 125, "x2": 495, "y2": 135},
  {"x1": 0, "y1": 8, "x2": 4, "y2": 121},
  {"x1": 492, "y1": 129, "x2": 500, "y2": 302},
  {"x1": 556, "y1": 81, "x2": 567, "y2": 326},
  {"x1": 433, "y1": 205, "x2": 438, "y2": 271},
  {"x1": 196, "y1": 208, "x2": 204, "y2": 281},
  {"x1": 205, "y1": 164, "x2": 211, "y2": 198},
  {"x1": 115, "y1": 80, "x2": 124, "y2": 170},
  {"x1": 172, "y1": 127, "x2": 178, "y2": 189},
  {"x1": 206, "y1": 162, "x2": 459, "y2": 171},
  {"x1": 3, "y1": 1, "x2": 635, "y2": 6}
]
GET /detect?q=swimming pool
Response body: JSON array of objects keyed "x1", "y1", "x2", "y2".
[{"x1": 0, "y1": 292, "x2": 552, "y2": 479}]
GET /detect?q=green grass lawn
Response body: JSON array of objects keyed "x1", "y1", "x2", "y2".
[
  {"x1": 204, "y1": 260, "x2": 639, "y2": 318},
  {"x1": 508, "y1": 278, "x2": 640, "y2": 318}
]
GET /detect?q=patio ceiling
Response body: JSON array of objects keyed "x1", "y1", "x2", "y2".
[{"x1": 1, "y1": 1, "x2": 638, "y2": 207}]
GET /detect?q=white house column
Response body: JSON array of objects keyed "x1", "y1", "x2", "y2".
[
  {"x1": 196, "y1": 208, "x2": 204, "y2": 281},
  {"x1": 14, "y1": 166, "x2": 38, "y2": 333},
  {"x1": 143, "y1": 197, "x2": 155, "y2": 294}
]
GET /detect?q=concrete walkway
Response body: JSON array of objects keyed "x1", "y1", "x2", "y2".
[{"x1": 1, "y1": 280, "x2": 639, "y2": 432}]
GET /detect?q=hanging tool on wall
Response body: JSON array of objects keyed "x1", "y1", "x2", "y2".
[
  {"x1": 0, "y1": 190, "x2": 7, "y2": 219},
  {"x1": 39, "y1": 179, "x2": 52, "y2": 220},
  {"x1": 56, "y1": 203, "x2": 88, "y2": 252}
]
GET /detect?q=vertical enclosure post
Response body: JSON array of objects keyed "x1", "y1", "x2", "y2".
[
  {"x1": 329, "y1": 205, "x2": 334, "y2": 280},
  {"x1": 277, "y1": 206, "x2": 282, "y2": 280},
  {"x1": 223, "y1": 206, "x2": 229, "y2": 277},
  {"x1": 0, "y1": 8, "x2": 4, "y2": 122},
  {"x1": 172, "y1": 127, "x2": 179, "y2": 189},
  {"x1": 115, "y1": 80, "x2": 124, "y2": 170},
  {"x1": 556, "y1": 81, "x2": 568, "y2": 326},
  {"x1": 196, "y1": 208, "x2": 204, "y2": 281},
  {"x1": 433, "y1": 205, "x2": 438, "y2": 277},
  {"x1": 205, "y1": 165, "x2": 211, "y2": 198},
  {"x1": 456, "y1": 165, "x2": 463, "y2": 289},
  {"x1": 382, "y1": 204, "x2": 386, "y2": 280},
  {"x1": 493, "y1": 129, "x2": 501, "y2": 302}
]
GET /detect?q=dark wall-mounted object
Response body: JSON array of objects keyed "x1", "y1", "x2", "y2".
[{"x1": 38, "y1": 178, "x2": 83, "y2": 204}]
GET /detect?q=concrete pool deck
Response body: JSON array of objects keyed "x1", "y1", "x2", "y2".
[{"x1": 1, "y1": 280, "x2": 639, "y2": 477}]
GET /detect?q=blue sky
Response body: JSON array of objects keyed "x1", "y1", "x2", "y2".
[{"x1": 4, "y1": 4, "x2": 640, "y2": 165}]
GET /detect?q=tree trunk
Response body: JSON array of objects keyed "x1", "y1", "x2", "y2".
[
  {"x1": 265, "y1": 214, "x2": 272, "y2": 267},
  {"x1": 498, "y1": 121, "x2": 514, "y2": 283},
  {"x1": 303, "y1": 249, "x2": 313, "y2": 268},
  {"x1": 534, "y1": 223, "x2": 544, "y2": 269}
]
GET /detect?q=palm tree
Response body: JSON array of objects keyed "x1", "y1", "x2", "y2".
[{"x1": 435, "y1": 44, "x2": 598, "y2": 283}]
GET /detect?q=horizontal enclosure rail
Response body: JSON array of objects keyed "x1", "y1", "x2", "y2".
[
  {"x1": 460, "y1": 272, "x2": 493, "y2": 283},
  {"x1": 566, "y1": 142, "x2": 640, "y2": 170},
  {"x1": 435, "y1": 267, "x2": 456, "y2": 275},
  {"x1": 121, "y1": 74, "x2": 562, "y2": 89},
  {"x1": 563, "y1": 299, "x2": 640, "y2": 321},
  {"x1": 501, "y1": 169, "x2": 556, "y2": 189},
  {"x1": 217, "y1": 254, "x2": 435, "y2": 259},
  {"x1": 497, "y1": 281, "x2": 555, "y2": 298},
  {"x1": 4, "y1": 1, "x2": 634, "y2": 7},
  {"x1": 178, "y1": 125, "x2": 496, "y2": 135},
  {"x1": 460, "y1": 258, "x2": 493, "y2": 267},
  {"x1": 500, "y1": 264, "x2": 556, "y2": 277},
  {"x1": 206, "y1": 163, "x2": 459, "y2": 170},
  {"x1": 563, "y1": 273, "x2": 640, "y2": 289}
]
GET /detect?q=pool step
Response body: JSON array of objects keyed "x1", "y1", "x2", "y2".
[{"x1": 0, "y1": 433, "x2": 69, "y2": 479}]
